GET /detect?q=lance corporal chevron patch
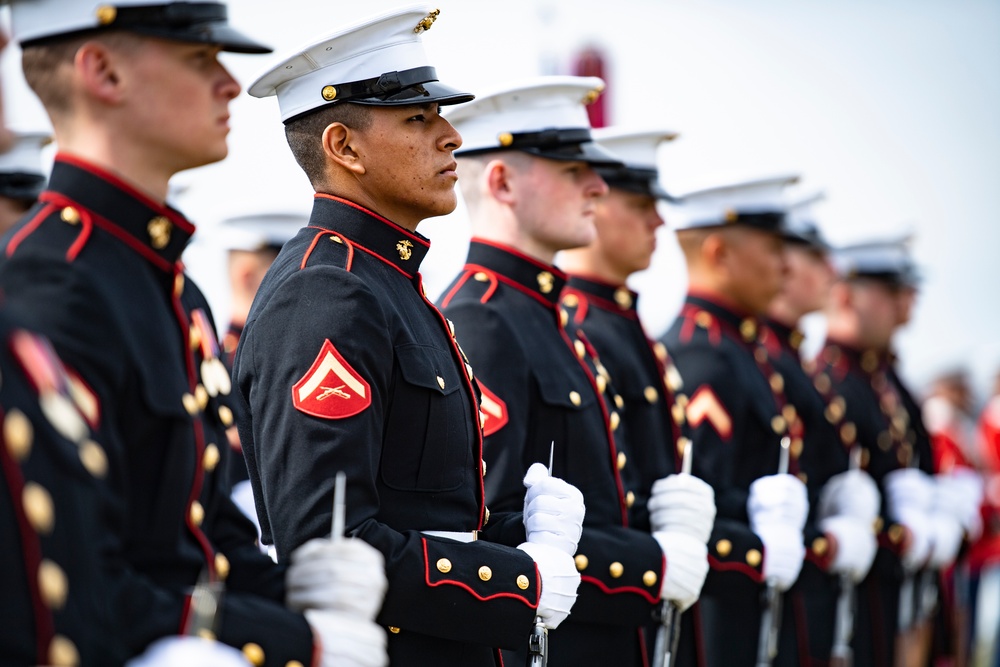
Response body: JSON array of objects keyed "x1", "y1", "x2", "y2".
[{"x1": 293, "y1": 339, "x2": 371, "y2": 419}]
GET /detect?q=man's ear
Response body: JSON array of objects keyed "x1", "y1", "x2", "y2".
[
  {"x1": 322, "y1": 122, "x2": 364, "y2": 175},
  {"x1": 485, "y1": 158, "x2": 516, "y2": 206},
  {"x1": 701, "y1": 230, "x2": 729, "y2": 269},
  {"x1": 75, "y1": 41, "x2": 125, "y2": 105}
]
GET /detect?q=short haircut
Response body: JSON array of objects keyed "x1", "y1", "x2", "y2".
[
  {"x1": 22, "y1": 31, "x2": 140, "y2": 118},
  {"x1": 284, "y1": 103, "x2": 373, "y2": 189}
]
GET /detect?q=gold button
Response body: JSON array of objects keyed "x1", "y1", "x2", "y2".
[
  {"x1": 195, "y1": 384, "x2": 209, "y2": 410},
  {"x1": 60, "y1": 206, "x2": 81, "y2": 225},
  {"x1": 769, "y1": 373, "x2": 784, "y2": 394},
  {"x1": 203, "y1": 443, "x2": 221, "y2": 472},
  {"x1": 595, "y1": 374, "x2": 607, "y2": 394},
  {"x1": 609, "y1": 561, "x2": 624, "y2": 578},
  {"x1": 695, "y1": 311, "x2": 712, "y2": 328},
  {"x1": 79, "y1": 440, "x2": 108, "y2": 478},
  {"x1": 574, "y1": 340, "x2": 586, "y2": 359},
  {"x1": 665, "y1": 366, "x2": 684, "y2": 392},
  {"x1": 474, "y1": 271, "x2": 489, "y2": 282},
  {"x1": 174, "y1": 273, "x2": 185, "y2": 298},
  {"x1": 671, "y1": 403, "x2": 686, "y2": 426},
  {"x1": 562, "y1": 293, "x2": 579, "y2": 308},
  {"x1": 771, "y1": 415, "x2": 786, "y2": 434},
  {"x1": 39, "y1": 559, "x2": 68, "y2": 609},
  {"x1": 575, "y1": 554, "x2": 589, "y2": 571},
  {"x1": 560, "y1": 309, "x2": 569, "y2": 327},
  {"x1": 874, "y1": 517, "x2": 884, "y2": 533},
  {"x1": 614, "y1": 395, "x2": 624, "y2": 410},
  {"x1": 782, "y1": 404, "x2": 797, "y2": 424},
  {"x1": 478, "y1": 566, "x2": 492, "y2": 581},
  {"x1": 215, "y1": 553, "x2": 230, "y2": 580},
  {"x1": 740, "y1": 318, "x2": 757, "y2": 341},
  {"x1": 498, "y1": 132, "x2": 514, "y2": 147},
  {"x1": 287, "y1": 662, "x2": 305, "y2": 667},
  {"x1": 329, "y1": 235, "x2": 343, "y2": 244},
  {"x1": 218, "y1": 405, "x2": 234, "y2": 427},
  {"x1": 617, "y1": 452, "x2": 627, "y2": 470},
  {"x1": 517, "y1": 574, "x2": 530, "y2": 590},
  {"x1": 436, "y1": 375, "x2": 446, "y2": 390},
  {"x1": 388, "y1": 626, "x2": 401, "y2": 634},
  {"x1": 48, "y1": 635, "x2": 80, "y2": 667},
  {"x1": 644, "y1": 386, "x2": 658, "y2": 404},
  {"x1": 614, "y1": 287, "x2": 632, "y2": 309},
  {"x1": 23, "y1": 482, "x2": 55, "y2": 534},
  {"x1": 321, "y1": 85, "x2": 338, "y2": 101},
  {"x1": 569, "y1": 391, "x2": 582, "y2": 406},
  {"x1": 812, "y1": 537, "x2": 829, "y2": 556},
  {"x1": 888, "y1": 524, "x2": 905, "y2": 544},
  {"x1": 147, "y1": 216, "x2": 173, "y2": 249},
  {"x1": 643, "y1": 570, "x2": 658, "y2": 587},
  {"x1": 790, "y1": 438, "x2": 804, "y2": 460},
  {"x1": 654, "y1": 342, "x2": 668, "y2": 361},
  {"x1": 436, "y1": 558, "x2": 452, "y2": 574},
  {"x1": 626, "y1": 491, "x2": 635, "y2": 508},
  {"x1": 182, "y1": 392, "x2": 199, "y2": 415},
  {"x1": 242, "y1": 642, "x2": 265, "y2": 667},
  {"x1": 746, "y1": 549, "x2": 762, "y2": 567},
  {"x1": 484, "y1": 507, "x2": 490, "y2": 524},
  {"x1": 481, "y1": 459, "x2": 487, "y2": 477},
  {"x1": 4, "y1": 408, "x2": 33, "y2": 461},
  {"x1": 716, "y1": 539, "x2": 732, "y2": 557},
  {"x1": 840, "y1": 422, "x2": 857, "y2": 445},
  {"x1": 609, "y1": 411, "x2": 620, "y2": 431},
  {"x1": 190, "y1": 501, "x2": 205, "y2": 526}
]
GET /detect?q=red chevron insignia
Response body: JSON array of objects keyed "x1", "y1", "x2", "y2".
[
  {"x1": 478, "y1": 382, "x2": 509, "y2": 437},
  {"x1": 292, "y1": 340, "x2": 371, "y2": 419}
]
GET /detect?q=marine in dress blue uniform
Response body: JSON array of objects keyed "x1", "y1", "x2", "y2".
[
  {"x1": 441, "y1": 85, "x2": 712, "y2": 667},
  {"x1": 659, "y1": 176, "x2": 815, "y2": 666},
  {"x1": 0, "y1": 315, "x2": 122, "y2": 666},
  {"x1": 0, "y1": 3, "x2": 323, "y2": 664},
  {"x1": 234, "y1": 8, "x2": 559, "y2": 666}
]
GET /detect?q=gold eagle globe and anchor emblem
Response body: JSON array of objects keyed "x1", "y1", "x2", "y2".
[{"x1": 396, "y1": 239, "x2": 414, "y2": 261}]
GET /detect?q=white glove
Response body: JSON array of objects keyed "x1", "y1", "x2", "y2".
[
  {"x1": 885, "y1": 468, "x2": 935, "y2": 571},
  {"x1": 523, "y1": 462, "x2": 586, "y2": 556},
  {"x1": 927, "y1": 512, "x2": 964, "y2": 569},
  {"x1": 755, "y1": 524, "x2": 806, "y2": 591},
  {"x1": 648, "y1": 474, "x2": 717, "y2": 542},
  {"x1": 517, "y1": 541, "x2": 580, "y2": 629},
  {"x1": 286, "y1": 538, "x2": 388, "y2": 620},
  {"x1": 653, "y1": 531, "x2": 709, "y2": 611},
  {"x1": 818, "y1": 470, "x2": 881, "y2": 522},
  {"x1": 125, "y1": 637, "x2": 251, "y2": 667},
  {"x1": 820, "y1": 515, "x2": 878, "y2": 583},
  {"x1": 748, "y1": 474, "x2": 809, "y2": 531},
  {"x1": 305, "y1": 609, "x2": 388, "y2": 667},
  {"x1": 937, "y1": 468, "x2": 985, "y2": 540}
]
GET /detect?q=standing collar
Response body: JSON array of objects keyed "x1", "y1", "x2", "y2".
[
  {"x1": 763, "y1": 317, "x2": 804, "y2": 354},
  {"x1": 565, "y1": 274, "x2": 639, "y2": 314},
  {"x1": 466, "y1": 239, "x2": 565, "y2": 306},
  {"x1": 685, "y1": 291, "x2": 761, "y2": 343},
  {"x1": 821, "y1": 338, "x2": 891, "y2": 376},
  {"x1": 309, "y1": 194, "x2": 430, "y2": 277},
  {"x1": 41, "y1": 154, "x2": 194, "y2": 269}
]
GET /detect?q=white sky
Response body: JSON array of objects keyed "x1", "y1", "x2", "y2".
[{"x1": 2, "y1": 0, "x2": 998, "y2": 397}]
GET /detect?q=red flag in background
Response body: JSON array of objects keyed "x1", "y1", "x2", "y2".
[{"x1": 573, "y1": 46, "x2": 609, "y2": 128}]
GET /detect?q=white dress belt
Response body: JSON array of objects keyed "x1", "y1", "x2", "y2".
[{"x1": 421, "y1": 530, "x2": 479, "y2": 543}]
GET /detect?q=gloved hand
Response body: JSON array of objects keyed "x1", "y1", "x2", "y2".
[
  {"x1": 305, "y1": 609, "x2": 388, "y2": 667},
  {"x1": 523, "y1": 462, "x2": 586, "y2": 556},
  {"x1": 286, "y1": 538, "x2": 388, "y2": 620},
  {"x1": 648, "y1": 474, "x2": 716, "y2": 542},
  {"x1": 756, "y1": 524, "x2": 806, "y2": 591},
  {"x1": 653, "y1": 531, "x2": 709, "y2": 611},
  {"x1": 748, "y1": 474, "x2": 809, "y2": 531},
  {"x1": 818, "y1": 470, "x2": 881, "y2": 522},
  {"x1": 820, "y1": 515, "x2": 878, "y2": 583},
  {"x1": 937, "y1": 468, "x2": 985, "y2": 540},
  {"x1": 125, "y1": 636, "x2": 252, "y2": 667},
  {"x1": 927, "y1": 511, "x2": 964, "y2": 569},
  {"x1": 885, "y1": 468, "x2": 934, "y2": 571},
  {"x1": 517, "y1": 541, "x2": 581, "y2": 629}
]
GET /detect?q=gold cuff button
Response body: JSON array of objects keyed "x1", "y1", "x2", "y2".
[
  {"x1": 575, "y1": 554, "x2": 589, "y2": 571},
  {"x1": 746, "y1": 549, "x2": 762, "y2": 567},
  {"x1": 478, "y1": 566, "x2": 492, "y2": 581},
  {"x1": 812, "y1": 537, "x2": 829, "y2": 556},
  {"x1": 436, "y1": 558, "x2": 452, "y2": 574},
  {"x1": 242, "y1": 642, "x2": 265, "y2": 667},
  {"x1": 643, "y1": 570, "x2": 658, "y2": 587},
  {"x1": 716, "y1": 539, "x2": 732, "y2": 557},
  {"x1": 517, "y1": 574, "x2": 530, "y2": 590},
  {"x1": 609, "y1": 561, "x2": 624, "y2": 578}
]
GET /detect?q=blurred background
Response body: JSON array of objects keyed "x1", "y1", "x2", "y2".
[{"x1": 2, "y1": 0, "x2": 998, "y2": 399}]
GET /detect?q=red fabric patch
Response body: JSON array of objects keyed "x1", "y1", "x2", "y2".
[
  {"x1": 292, "y1": 340, "x2": 371, "y2": 420},
  {"x1": 686, "y1": 386, "x2": 733, "y2": 440},
  {"x1": 478, "y1": 382, "x2": 509, "y2": 437}
]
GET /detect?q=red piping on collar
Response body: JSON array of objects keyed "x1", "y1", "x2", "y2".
[
  {"x1": 313, "y1": 193, "x2": 429, "y2": 247},
  {"x1": 470, "y1": 238, "x2": 566, "y2": 277}
]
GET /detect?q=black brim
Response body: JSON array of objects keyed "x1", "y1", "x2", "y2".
[
  {"x1": 132, "y1": 24, "x2": 272, "y2": 54},
  {"x1": 519, "y1": 140, "x2": 624, "y2": 168},
  {"x1": 351, "y1": 81, "x2": 474, "y2": 107}
]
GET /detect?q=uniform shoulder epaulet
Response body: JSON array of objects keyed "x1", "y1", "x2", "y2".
[
  {"x1": 298, "y1": 228, "x2": 354, "y2": 272},
  {"x1": 6, "y1": 200, "x2": 93, "y2": 263},
  {"x1": 559, "y1": 288, "x2": 590, "y2": 327},
  {"x1": 439, "y1": 268, "x2": 500, "y2": 308},
  {"x1": 677, "y1": 305, "x2": 724, "y2": 348}
]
